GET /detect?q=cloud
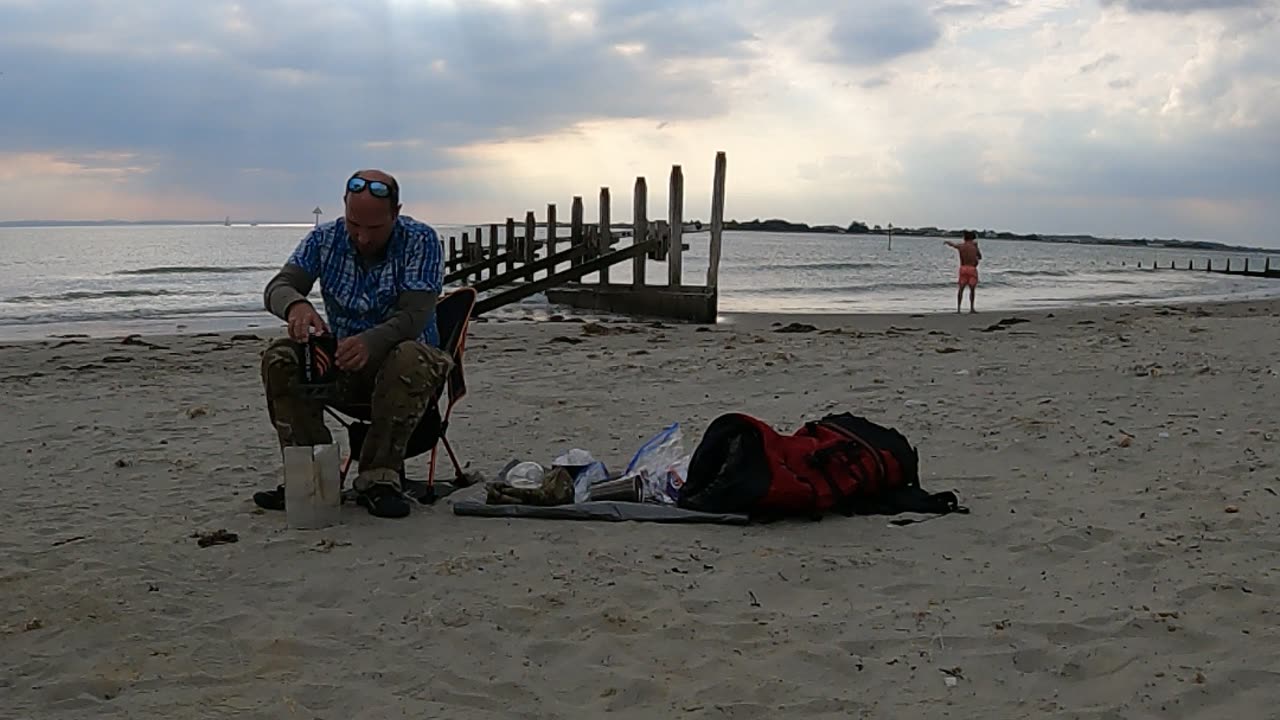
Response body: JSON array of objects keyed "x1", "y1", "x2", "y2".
[
  {"x1": 1099, "y1": 0, "x2": 1268, "y2": 12},
  {"x1": 0, "y1": 0, "x2": 1277, "y2": 247},
  {"x1": 0, "y1": 0, "x2": 759, "y2": 217},
  {"x1": 1079, "y1": 52, "x2": 1121, "y2": 73},
  {"x1": 825, "y1": 3, "x2": 942, "y2": 66}
]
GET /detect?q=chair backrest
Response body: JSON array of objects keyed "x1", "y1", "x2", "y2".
[{"x1": 434, "y1": 287, "x2": 476, "y2": 409}]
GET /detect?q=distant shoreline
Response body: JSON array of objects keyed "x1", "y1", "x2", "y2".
[
  {"x1": 719, "y1": 218, "x2": 1276, "y2": 255},
  {"x1": 1, "y1": 217, "x2": 1273, "y2": 255}
]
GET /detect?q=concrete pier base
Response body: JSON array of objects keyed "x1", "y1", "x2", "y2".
[{"x1": 545, "y1": 283, "x2": 718, "y2": 324}]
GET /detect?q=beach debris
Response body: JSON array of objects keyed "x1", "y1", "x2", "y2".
[
  {"x1": 979, "y1": 317, "x2": 1031, "y2": 333},
  {"x1": 582, "y1": 322, "x2": 639, "y2": 336},
  {"x1": 1225, "y1": 505, "x2": 1240, "y2": 514},
  {"x1": 121, "y1": 334, "x2": 168, "y2": 350},
  {"x1": 114, "y1": 458, "x2": 132, "y2": 468},
  {"x1": 935, "y1": 346, "x2": 962, "y2": 354},
  {"x1": 1118, "y1": 436, "x2": 1133, "y2": 448},
  {"x1": 230, "y1": 334, "x2": 261, "y2": 343},
  {"x1": 187, "y1": 405, "x2": 208, "y2": 419},
  {"x1": 1158, "y1": 431, "x2": 1171, "y2": 439},
  {"x1": 774, "y1": 322, "x2": 818, "y2": 334},
  {"x1": 193, "y1": 529, "x2": 239, "y2": 548},
  {"x1": 313, "y1": 538, "x2": 353, "y2": 553},
  {"x1": 748, "y1": 590, "x2": 761, "y2": 607},
  {"x1": 50, "y1": 535, "x2": 88, "y2": 547},
  {"x1": 102, "y1": 355, "x2": 134, "y2": 364},
  {"x1": 23, "y1": 618, "x2": 43, "y2": 632},
  {"x1": 550, "y1": 335, "x2": 584, "y2": 345}
]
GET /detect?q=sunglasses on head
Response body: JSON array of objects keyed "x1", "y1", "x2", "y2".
[{"x1": 346, "y1": 175, "x2": 394, "y2": 200}]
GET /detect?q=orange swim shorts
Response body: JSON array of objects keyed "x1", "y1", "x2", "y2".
[{"x1": 958, "y1": 265, "x2": 978, "y2": 287}]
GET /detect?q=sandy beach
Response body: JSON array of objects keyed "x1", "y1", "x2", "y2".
[{"x1": 4, "y1": 300, "x2": 1280, "y2": 719}]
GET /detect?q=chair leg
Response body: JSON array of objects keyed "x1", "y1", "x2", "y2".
[
  {"x1": 442, "y1": 436, "x2": 465, "y2": 478},
  {"x1": 427, "y1": 436, "x2": 465, "y2": 489}
]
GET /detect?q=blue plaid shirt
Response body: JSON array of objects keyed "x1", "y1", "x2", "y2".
[{"x1": 286, "y1": 215, "x2": 444, "y2": 348}]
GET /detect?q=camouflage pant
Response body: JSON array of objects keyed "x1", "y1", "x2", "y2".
[{"x1": 261, "y1": 338, "x2": 454, "y2": 491}]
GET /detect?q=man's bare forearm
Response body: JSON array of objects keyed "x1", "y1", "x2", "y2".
[{"x1": 264, "y1": 264, "x2": 315, "y2": 321}]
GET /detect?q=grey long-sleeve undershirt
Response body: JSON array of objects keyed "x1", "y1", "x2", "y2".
[{"x1": 263, "y1": 263, "x2": 438, "y2": 364}]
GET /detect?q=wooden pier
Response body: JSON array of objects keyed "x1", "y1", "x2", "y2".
[
  {"x1": 442, "y1": 151, "x2": 727, "y2": 323},
  {"x1": 1134, "y1": 256, "x2": 1280, "y2": 278}
]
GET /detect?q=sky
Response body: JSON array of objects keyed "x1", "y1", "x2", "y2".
[{"x1": 1, "y1": 0, "x2": 1277, "y2": 245}]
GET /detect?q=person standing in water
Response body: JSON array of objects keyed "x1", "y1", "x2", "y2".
[{"x1": 945, "y1": 230, "x2": 982, "y2": 313}]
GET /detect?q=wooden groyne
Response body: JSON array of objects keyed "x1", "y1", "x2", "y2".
[
  {"x1": 442, "y1": 151, "x2": 727, "y2": 323},
  {"x1": 1133, "y1": 256, "x2": 1280, "y2": 278}
]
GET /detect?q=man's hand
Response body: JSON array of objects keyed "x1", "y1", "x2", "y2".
[
  {"x1": 286, "y1": 302, "x2": 329, "y2": 342},
  {"x1": 336, "y1": 336, "x2": 370, "y2": 372}
]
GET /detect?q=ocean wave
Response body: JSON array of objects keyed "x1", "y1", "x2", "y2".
[
  {"x1": 0, "y1": 301, "x2": 264, "y2": 325},
  {"x1": 1, "y1": 288, "x2": 220, "y2": 304},
  {"x1": 733, "y1": 261, "x2": 882, "y2": 272},
  {"x1": 733, "y1": 280, "x2": 957, "y2": 295},
  {"x1": 997, "y1": 266, "x2": 1144, "y2": 278},
  {"x1": 113, "y1": 265, "x2": 279, "y2": 276}
]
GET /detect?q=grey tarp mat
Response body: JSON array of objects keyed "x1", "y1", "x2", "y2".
[{"x1": 452, "y1": 500, "x2": 750, "y2": 525}]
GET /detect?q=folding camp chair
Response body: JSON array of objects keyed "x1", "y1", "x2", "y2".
[{"x1": 322, "y1": 287, "x2": 476, "y2": 504}]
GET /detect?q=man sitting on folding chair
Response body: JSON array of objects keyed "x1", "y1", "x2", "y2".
[{"x1": 255, "y1": 168, "x2": 453, "y2": 519}]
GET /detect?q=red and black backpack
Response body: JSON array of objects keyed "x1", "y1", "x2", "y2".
[{"x1": 678, "y1": 412, "x2": 967, "y2": 521}]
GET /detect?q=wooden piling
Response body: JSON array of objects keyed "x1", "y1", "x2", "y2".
[
  {"x1": 505, "y1": 218, "x2": 516, "y2": 275},
  {"x1": 707, "y1": 151, "x2": 726, "y2": 290},
  {"x1": 488, "y1": 223, "x2": 499, "y2": 281},
  {"x1": 546, "y1": 203, "x2": 557, "y2": 275},
  {"x1": 463, "y1": 230, "x2": 474, "y2": 283},
  {"x1": 668, "y1": 165, "x2": 684, "y2": 287},
  {"x1": 450, "y1": 236, "x2": 458, "y2": 269},
  {"x1": 633, "y1": 177, "x2": 647, "y2": 288},
  {"x1": 524, "y1": 211, "x2": 537, "y2": 281},
  {"x1": 599, "y1": 187, "x2": 612, "y2": 284},
  {"x1": 570, "y1": 196, "x2": 584, "y2": 269}
]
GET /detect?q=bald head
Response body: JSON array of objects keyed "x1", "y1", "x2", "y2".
[{"x1": 344, "y1": 168, "x2": 402, "y2": 257}]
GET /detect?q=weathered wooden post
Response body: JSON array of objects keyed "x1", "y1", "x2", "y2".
[
  {"x1": 505, "y1": 218, "x2": 516, "y2": 275},
  {"x1": 488, "y1": 223, "x2": 499, "y2": 281},
  {"x1": 599, "y1": 187, "x2": 612, "y2": 284},
  {"x1": 524, "y1": 211, "x2": 537, "y2": 281},
  {"x1": 707, "y1": 151, "x2": 727, "y2": 291},
  {"x1": 1267, "y1": 257, "x2": 1272, "y2": 274},
  {"x1": 668, "y1": 165, "x2": 684, "y2": 287},
  {"x1": 633, "y1": 177, "x2": 647, "y2": 288},
  {"x1": 449, "y1": 236, "x2": 458, "y2": 270},
  {"x1": 570, "y1": 196, "x2": 584, "y2": 269},
  {"x1": 546, "y1": 203, "x2": 557, "y2": 275}
]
